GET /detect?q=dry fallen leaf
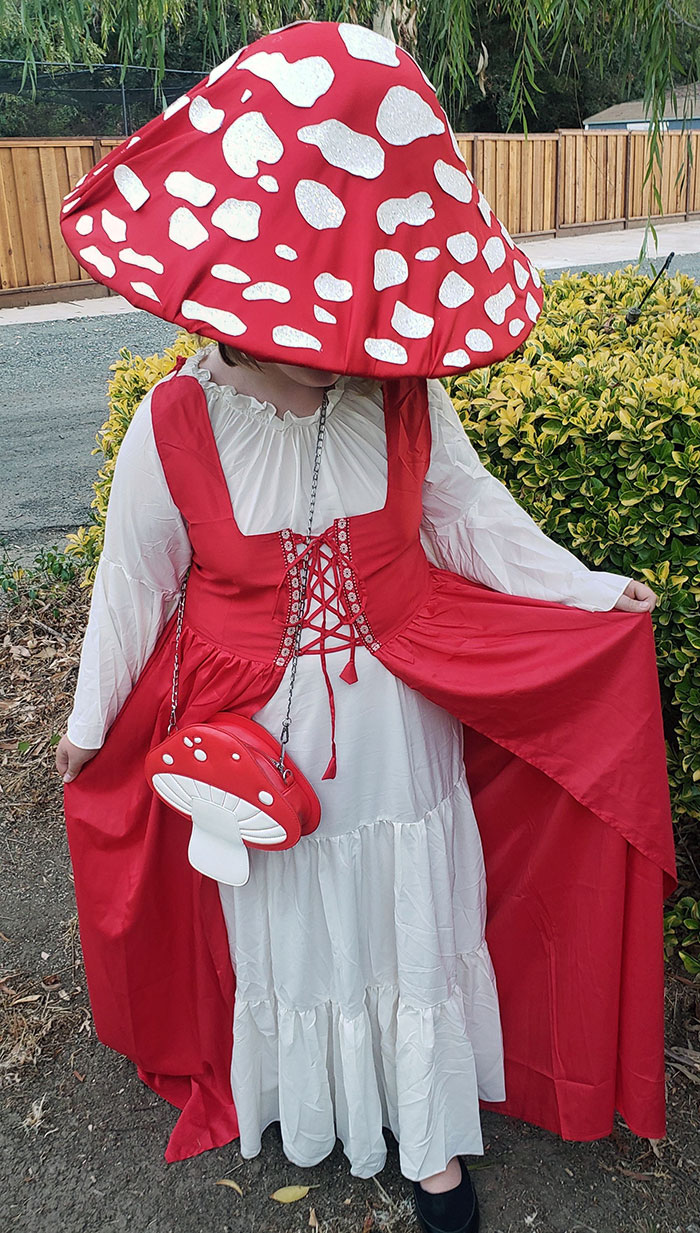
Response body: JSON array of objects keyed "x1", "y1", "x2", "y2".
[
  {"x1": 215, "y1": 1179, "x2": 243, "y2": 1195},
  {"x1": 270, "y1": 1185, "x2": 318, "y2": 1203},
  {"x1": 309, "y1": 1207, "x2": 319, "y2": 1228}
]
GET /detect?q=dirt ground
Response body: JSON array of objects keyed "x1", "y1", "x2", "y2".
[{"x1": 2, "y1": 587, "x2": 700, "y2": 1233}]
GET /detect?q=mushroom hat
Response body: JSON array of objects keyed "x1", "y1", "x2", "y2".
[{"x1": 60, "y1": 20, "x2": 543, "y2": 378}]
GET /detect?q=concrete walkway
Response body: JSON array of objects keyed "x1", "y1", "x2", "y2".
[{"x1": 1, "y1": 219, "x2": 698, "y2": 328}]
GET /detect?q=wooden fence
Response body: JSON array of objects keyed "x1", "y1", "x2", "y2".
[{"x1": 1, "y1": 130, "x2": 699, "y2": 297}]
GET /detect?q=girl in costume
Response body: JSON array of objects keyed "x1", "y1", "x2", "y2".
[{"x1": 56, "y1": 21, "x2": 676, "y2": 1233}]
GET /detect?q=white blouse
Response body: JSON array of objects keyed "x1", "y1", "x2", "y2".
[{"x1": 67, "y1": 346, "x2": 631, "y2": 749}]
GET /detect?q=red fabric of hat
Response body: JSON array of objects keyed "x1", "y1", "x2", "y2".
[{"x1": 60, "y1": 20, "x2": 544, "y2": 378}]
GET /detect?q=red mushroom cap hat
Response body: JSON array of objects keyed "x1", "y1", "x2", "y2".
[{"x1": 60, "y1": 20, "x2": 543, "y2": 378}]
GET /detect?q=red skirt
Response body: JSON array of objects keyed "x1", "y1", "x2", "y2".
[{"x1": 64, "y1": 565, "x2": 677, "y2": 1161}]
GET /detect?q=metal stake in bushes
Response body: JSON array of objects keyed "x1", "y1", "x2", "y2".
[{"x1": 625, "y1": 252, "x2": 675, "y2": 326}]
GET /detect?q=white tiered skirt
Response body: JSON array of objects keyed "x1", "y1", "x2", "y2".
[{"x1": 217, "y1": 645, "x2": 506, "y2": 1182}]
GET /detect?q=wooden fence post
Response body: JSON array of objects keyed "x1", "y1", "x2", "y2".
[
  {"x1": 623, "y1": 132, "x2": 631, "y2": 228},
  {"x1": 554, "y1": 130, "x2": 561, "y2": 233}
]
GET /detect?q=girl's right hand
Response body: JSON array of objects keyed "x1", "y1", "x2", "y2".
[{"x1": 55, "y1": 734, "x2": 100, "y2": 784}]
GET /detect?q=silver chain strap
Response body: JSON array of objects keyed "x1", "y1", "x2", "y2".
[{"x1": 167, "y1": 389, "x2": 331, "y2": 777}]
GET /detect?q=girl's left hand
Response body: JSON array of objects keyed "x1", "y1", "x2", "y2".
[{"x1": 613, "y1": 579, "x2": 658, "y2": 613}]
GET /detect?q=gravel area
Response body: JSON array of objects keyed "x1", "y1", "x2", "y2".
[{"x1": 0, "y1": 313, "x2": 177, "y2": 558}]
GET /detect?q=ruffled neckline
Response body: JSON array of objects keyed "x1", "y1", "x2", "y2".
[{"x1": 183, "y1": 345, "x2": 348, "y2": 431}]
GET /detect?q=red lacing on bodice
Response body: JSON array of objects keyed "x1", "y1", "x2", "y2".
[{"x1": 274, "y1": 517, "x2": 380, "y2": 781}]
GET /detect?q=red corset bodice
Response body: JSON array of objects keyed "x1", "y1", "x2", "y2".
[
  {"x1": 151, "y1": 367, "x2": 433, "y2": 666},
  {"x1": 151, "y1": 366, "x2": 434, "y2": 777}
]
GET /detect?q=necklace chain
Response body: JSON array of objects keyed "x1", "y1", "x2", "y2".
[{"x1": 167, "y1": 389, "x2": 331, "y2": 771}]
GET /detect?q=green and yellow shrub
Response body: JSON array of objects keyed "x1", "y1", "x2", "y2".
[{"x1": 446, "y1": 265, "x2": 700, "y2": 850}]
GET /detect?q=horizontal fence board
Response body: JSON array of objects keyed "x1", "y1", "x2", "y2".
[{"x1": 0, "y1": 131, "x2": 698, "y2": 293}]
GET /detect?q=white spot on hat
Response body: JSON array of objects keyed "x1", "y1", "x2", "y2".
[
  {"x1": 295, "y1": 180, "x2": 345, "y2": 230},
  {"x1": 181, "y1": 299, "x2": 247, "y2": 336},
  {"x1": 377, "y1": 192, "x2": 434, "y2": 236},
  {"x1": 163, "y1": 94, "x2": 190, "y2": 120},
  {"x1": 222, "y1": 112, "x2": 284, "y2": 177},
  {"x1": 477, "y1": 192, "x2": 492, "y2": 226},
  {"x1": 207, "y1": 49, "x2": 243, "y2": 86},
  {"x1": 364, "y1": 338, "x2": 408, "y2": 364},
  {"x1": 241, "y1": 89, "x2": 252, "y2": 103},
  {"x1": 446, "y1": 232, "x2": 478, "y2": 264},
  {"x1": 443, "y1": 349, "x2": 470, "y2": 367},
  {"x1": 61, "y1": 197, "x2": 80, "y2": 215},
  {"x1": 242, "y1": 281, "x2": 290, "y2": 302},
  {"x1": 373, "y1": 249, "x2": 408, "y2": 291},
  {"x1": 239, "y1": 51, "x2": 334, "y2": 108},
  {"x1": 391, "y1": 301, "x2": 434, "y2": 339},
  {"x1": 272, "y1": 325, "x2": 322, "y2": 350},
  {"x1": 439, "y1": 272, "x2": 474, "y2": 308},
  {"x1": 276, "y1": 244, "x2": 297, "y2": 261},
  {"x1": 162, "y1": 753, "x2": 174, "y2": 764},
  {"x1": 130, "y1": 281, "x2": 160, "y2": 302},
  {"x1": 211, "y1": 263, "x2": 250, "y2": 283},
  {"x1": 314, "y1": 273, "x2": 353, "y2": 301},
  {"x1": 500, "y1": 222, "x2": 515, "y2": 249},
  {"x1": 434, "y1": 159, "x2": 473, "y2": 203},
  {"x1": 484, "y1": 283, "x2": 516, "y2": 325},
  {"x1": 126, "y1": 136, "x2": 140, "y2": 148},
  {"x1": 114, "y1": 165, "x2": 149, "y2": 211},
  {"x1": 75, "y1": 215, "x2": 93, "y2": 236},
  {"x1": 483, "y1": 236, "x2": 506, "y2": 272},
  {"x1": 183, "y1": 737, "x2": 193, "y2": 746},
  {"x1": 79, "y1": 246, "x2": 115, "y2": 277},
  {"x1": 193, "y1": 748, "x2": 208, "y2": 761},
  {"x1": 338, "y1": 23, "x2": 400, "y2": 65},
  {"x1": 189, "y1": 96, "x2": 225, "y2": 133},
  {"x1": 376, "y1": 85, "x2": 444, "y2": 146},
  {"x1": 508, "y1": 317, "x2": 526, "y2": 336},
  {"x1": 314, "y1": 305, "x2": 336, "y2": 324},
  {"x1": 298, "y1": 119, "x2": 384, "y2": 180},
  {"x1": 258, "y1": 790, "x2": 274, "y2": 805},
  {"x1": 525, "y1": 292, "x2": 540, "y2": 321},
  {"x1": 416, "y1": 246, "x2": 439, "y2": 261},
  {"x1": 169, "y1": 207, "x2": 209, "y2": 250},
  {"x1": 211, "y1": 198, "x2": 261, "y2": 241},
  {"x1": 529, "y1": 264, "x2": 541, "y2": 289},
  {"x1": 513, "y1": 260, "x2": 530, "y2": 290},
  {"x1": 119, "y1": 248, "x2": 164, "y2": 274},
  {"x1": 165, "y1": 171, "x2": 216, "y2": 207},
  {"x1": 101, "y1": 209, "x2": 126, "y2": 242},
  {"x1": 258, "y1": 176, "x2": 279, "y2": 192},
  {"x1": 465, "y1": 328, "x2": 493, "y2": 351},
  {"x1": 75, "y1": 173, "x2": 87, "y2": 187}
]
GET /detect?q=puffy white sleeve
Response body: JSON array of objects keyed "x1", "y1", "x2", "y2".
[
  {"x1": 420, "y1": 378, "x2": 632, "y2": 611},
  {"x1": 66, "y1": 381, "x2": 192, "y2": 750}
]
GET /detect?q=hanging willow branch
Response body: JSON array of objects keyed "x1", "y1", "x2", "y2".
[{"x1": 1, "y1": 0, "x2": 699, "y2": 222}]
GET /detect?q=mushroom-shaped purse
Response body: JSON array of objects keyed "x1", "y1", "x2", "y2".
[{"x1": 145, "y1": 713, "x2": 321, "y2": 886}]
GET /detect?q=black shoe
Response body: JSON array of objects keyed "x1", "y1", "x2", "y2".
[{"x1": 412, "y1": 1157, "x2": 479, "y2": 1233}]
